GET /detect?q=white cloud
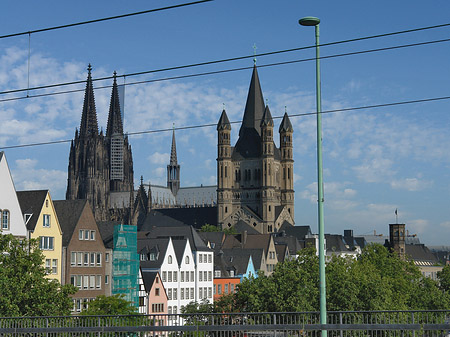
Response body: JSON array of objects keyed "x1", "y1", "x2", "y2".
[
  {"x1": 407, "y1": 219, "x2": 430, "y2": 234},
  {"x1": 149, "y1": 152, "x2": 169, "y2": 165},
  {"x1": 390, "y1": 177, "x2": 433, "y2": 191}
]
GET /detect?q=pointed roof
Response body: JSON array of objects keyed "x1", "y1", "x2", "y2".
[
  {"x1": 16, "y1": 190, "x2": 49, "y2": 231},
  {"x1": 79, "y1": 64, "x2": 99, "y2": 137},
  {"x1": 53, "y1": 199, "x2": 89, "y2": 246},
  {"x1": 106, "y1": 72, "x2": 124, "y2": 137},
  {"x1": 279, "y1": 112, "x2": 293, "y2": 132},
  {"x1": 217, "y1": 109, "x2": 231, "y2": 130},
  {"x1": 170, "y1": 128, "x2": 178, "y2": 166},
  {"x1": 260, "y1": 105, "x2": 274, "y2": 127},
  {"x1": 239, "y1": 65, "x2": 265, "y2": 136}
]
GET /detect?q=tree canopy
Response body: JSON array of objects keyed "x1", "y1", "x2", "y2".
[
  {"x1": 80, "y1": 294, "x2": 137, "y2": 315},
  {"x1": 224, "y1": 244, "x2": 450, "y2": 312},
  {"x1": 0, "y1": 234, "x2": 77, "y2": 317}
]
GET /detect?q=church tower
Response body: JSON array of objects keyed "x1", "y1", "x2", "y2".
[
  {"x1": 167, "y1": 129, "x2": 180, "y2": 196},
  {"x1": 217, "y1": 65, "x2": 295, "y2": 233},
  {"x1": 66, "y1": 65, "x2": 134, "y2": 222},
  {"x1": 279, "y1": 112, "x2": 294, "y2": 219}
]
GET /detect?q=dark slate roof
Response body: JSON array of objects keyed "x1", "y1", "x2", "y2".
[
  {"x1": 139, "y1": 237, "x2": 170, "y2": 269},
  {"x1": 217, "y1": 109, "x2": 231, "y2": 130},
  {"x1": 234, "y1": 220, "x2": 260, "y2": 235},
  {"x1": 278, "y1": 224, "x2": 313, "y2": 241},
  {"x1": 221, "y1": 249, "x2": 258, "y2": 274},
  {"x1": 233, "y1": 127, "x2": 262, "y2": 159},
  {"x1": 16, "y1": 190, "x2": 48, "y2": 231},
  {"x1": 274, "y1": 206, "x2": 284, "y2": 221},
  {"x1": 239, "y1": 65, "x2": 265, "y2": 137},
  {"x1": 140, "y1": 206, "x2": 217, "y2": 230},
  {"x1": 260, "y1": 105, "x2": 274, "y2": 127},
  {"x1": 275, "y1": 244, "x2": 288, "y2": 262},
  {"x1": 274, "y1": 235, "x2": 304, "y2": 256},
  {"x1": 141, "y1": 270, "x2": 158, "y2": 293},
  {"x1": 97, "y1": 221, "x2": 121, "y2": 249},
  {"x1": 406, "y1": 244, "x2": 439, "y2": 264},
  {"x1": 53, "y1": 199, "x2": 88, "y2": 246},
  {"x1": 0, "y1": 151, "x2": 3, "y2": 161},
  {"x1": 197, "y1": 232, "x2": 225, "y2": 251},
  {"x1": 279, "y1": 112, "x2": 293, "y2": 132},
  {"x1": 142, "y1": 225, "x2": 211, "y2": 252},
  {"x1": 325, "y1": 234, "x2": 352, "y2": 254}
]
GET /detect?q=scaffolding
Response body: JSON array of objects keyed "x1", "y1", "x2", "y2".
[{"x1": 112, "y1": 224, "x2": 139, "y2": 308}]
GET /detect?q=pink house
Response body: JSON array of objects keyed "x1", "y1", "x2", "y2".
[{"x1": 142, "y1": 271, "x2": 168, "y2": 329}]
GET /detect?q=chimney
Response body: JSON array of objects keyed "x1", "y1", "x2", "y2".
[{"x1": 344, "y1": 229, "x2": 353, "y2": 238}]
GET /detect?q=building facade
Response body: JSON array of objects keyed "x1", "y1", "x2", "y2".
[
  {"x1": 17, "y1": 190, "x2": 63, "y2": 282},
  {"x1": 217, "y1": 65, "x2": 295, "y2": 234}
]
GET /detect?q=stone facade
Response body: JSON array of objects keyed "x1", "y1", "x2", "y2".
[
  {"x1": 66, "y1": 65, "x2": 134, "y2": 222},
  {"x1": 217, "y1": 66, "x2": 295, "y2": 234}
]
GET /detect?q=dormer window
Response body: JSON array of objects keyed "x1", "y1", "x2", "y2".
[{"x1": 149, "y1": 253, "x2": 156, "y2": 261}]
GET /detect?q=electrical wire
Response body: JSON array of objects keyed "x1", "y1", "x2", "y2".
[
  {"x1": 1, "y1": 94, "x2": 449, "y2": 150},
  {"x1": 1, "y1": 22, "x2": 450, "y2": 97},
  {"x1": 0, "y1": 0, "x2": 213, "y2": 40},
  {"x1": 1, "y1": 36, "x2": 450, "y2": 103}
]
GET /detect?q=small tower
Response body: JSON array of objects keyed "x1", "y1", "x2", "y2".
[
  {"x1": 167, "y1": 128, "x2": 180, "y2": 196},
  {"x1": 260, "y1": 105, "x2": 275, "y2": 233},
  {"x1": 279, "y1": 111, "x2": 294, "y2": 219},
  {"x1": 389, "y1": 223, "x2": 406, "y2": 259},
  {"x1": 217, "y1": 108, "x2": 232, "y2": 229}
]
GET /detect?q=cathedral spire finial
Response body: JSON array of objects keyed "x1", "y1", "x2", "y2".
[
  {"x1": 253, "y1": 43, "x2": 257, "y2": 65},
  {"x1": 140, "y1": 175, "x2": 144, "y2": 185},
  {"x1": 106, "y1": 71, "x2": 123, "y2": 137},
  {"x1": 79, "y1": 64, "x2": 99, "y2": 137},
  {"x1": 170, "y1": 127, "x2": 177, "y2": 165}
]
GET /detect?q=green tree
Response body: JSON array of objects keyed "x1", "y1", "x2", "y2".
[
  {"x1": 0, "y1": 233, "x2": 77, "y2": 317},
  {"x1": 437, "y1": 264, "x2": 450, "y2": 292},
  {"x1": 228, "y1": 243, "x2": 450, "y2": 312},
  {"x1": 80, "y1": 294, "x2": 137, "y2": 315},
  {"x1": 199, "y1": 224, "x2": 221, "y2": 232}
]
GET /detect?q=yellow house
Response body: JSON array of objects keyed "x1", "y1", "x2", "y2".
[{"x1": 17, "y1": 190, "x2": 63, "y2": 282}]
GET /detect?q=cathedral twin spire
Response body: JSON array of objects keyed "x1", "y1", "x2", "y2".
[{"x1": 79, "y1": 65, "x2": 124, "y2": 138}]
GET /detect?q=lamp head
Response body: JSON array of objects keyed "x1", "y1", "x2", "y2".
[{"x1": 299, "y1": 16, "x2": 320, "y2": 26}]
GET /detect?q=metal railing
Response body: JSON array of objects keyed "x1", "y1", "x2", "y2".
[{"x1": 0, "y1": 310, "x2": 449, "y2": 337}]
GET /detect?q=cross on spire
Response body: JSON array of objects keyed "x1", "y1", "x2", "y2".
[{"x1": 253, "y1": 43, "x2": 257, "y2": 65}]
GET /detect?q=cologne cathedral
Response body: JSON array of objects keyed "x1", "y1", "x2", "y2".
[{"x1": 66, "y1": 65, "x2": 134, "y2": 222}]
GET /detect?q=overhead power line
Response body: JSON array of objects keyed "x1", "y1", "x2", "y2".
[
  {"x1": 1, "y1": 21, "x2": 450, "y2": 97},
  {"x1": 1, "y1": 94, "x2": 449, "y2": 151},
  {"x1": 1, "y1": 36, "x2": 450, "y2": 103},
  {"x1": 0, "y1": 0, "x2": 213, "y2": 39}
]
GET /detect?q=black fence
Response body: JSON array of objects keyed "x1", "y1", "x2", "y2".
[{"x1": 0, "y1": 310, "x2": 449, "y2": 337}]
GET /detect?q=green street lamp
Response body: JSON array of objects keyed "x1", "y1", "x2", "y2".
[{"x1": 299, "y1": 16, "x2": 327, "y2": 337}]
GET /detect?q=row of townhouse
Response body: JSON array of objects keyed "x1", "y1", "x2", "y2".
[{"x1": 138, "y1": 226, "x2": 214, "y2": 316}]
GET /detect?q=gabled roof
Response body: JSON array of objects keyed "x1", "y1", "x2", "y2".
[
  {"x1": 275, "y1": 244, "x2": 288, "y2": 262},
  {"x1": 16, "y1": 190, "x2": 48, "y2": 231},
  {"x1": 141, "y1": 270, "x2": 158, "y2": 293},
  {"x1": 53, "y1": 199, "x2": 89, "y2": 246},
  {"x1": 139, "y1": 237, "x2": 171, "y2": 269},
  {"x1": 142, "y1": 225, "x2": 211, "y2": 252},
  {"x1": 274, "y1": 235, "x2": 304, "y2": 256},
  {"x1": 197, "y1": 231, "x2": 225, "y2": 251},
  {"x1": 221, "y1": 249, "x2": 259, "y2": 275},
  {"x1": 172, "y1": 239, "x2": 189, "y2": 266},
  {"x1": 325, "y1": 234, "x2": 353, "y2": 254}
]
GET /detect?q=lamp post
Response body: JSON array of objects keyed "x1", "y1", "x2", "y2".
[{"x1": 299, "y1": 16, "x2": 327, "y2": 336}]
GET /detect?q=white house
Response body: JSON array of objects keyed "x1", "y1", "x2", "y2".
[{"x1": 0, "y1": 152, "x2": 27, "y2": 237}]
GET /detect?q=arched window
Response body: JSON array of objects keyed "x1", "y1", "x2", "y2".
[
  {"x1": 1, "y1": 210, "x2": 9, "y2": 230},
  {"x1": 168, "y1": 255, "x2": 173, "y2": 264},
  {"x1": 185, "y1": 256, "x2": 190, "y2": 264}
]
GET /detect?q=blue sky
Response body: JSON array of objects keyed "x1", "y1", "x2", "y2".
[{"x1": 0, "y1": 1, "x2": 449, "y2": 245}]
